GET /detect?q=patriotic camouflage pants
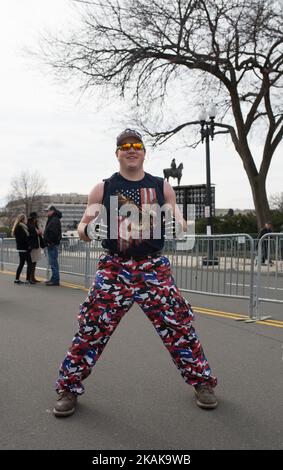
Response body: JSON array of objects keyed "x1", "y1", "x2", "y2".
[{"x1": 56, "y1": 254, "x2": 217, "y2": 395}]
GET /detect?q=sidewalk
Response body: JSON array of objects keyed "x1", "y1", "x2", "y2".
[{"x1": 0, "y1": 272, "x2": 282, "y2": 450}]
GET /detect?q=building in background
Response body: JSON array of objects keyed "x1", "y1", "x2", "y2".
[
  {"x1": 4, "y1": 193, "x2": 87, "y2": 232},
  {"x1": 43, "y1": 194, "x2": 87, "y2": 231},
  {"x1": 173, "y1": 184, "x2": 215, "y2": 220},
  {"x1": 2, "y1": 189, "x2": 255, "y2": 234}
]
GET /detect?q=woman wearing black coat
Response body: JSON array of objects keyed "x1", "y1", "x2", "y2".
[
  {"x1": 12, "y1": 214, "x2": 34, "y2": 284},
  {"x1": 27, "y1": 212, "x2": 43, "y2": 282}
]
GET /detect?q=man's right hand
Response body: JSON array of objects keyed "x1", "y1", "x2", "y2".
[{"x1": 85, "y1": 220, "x2": 107, "y2": 241}]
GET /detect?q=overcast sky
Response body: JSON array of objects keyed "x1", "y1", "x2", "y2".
[{"x1": 0, "y1": 0, "x2": 282, "y2": 210}]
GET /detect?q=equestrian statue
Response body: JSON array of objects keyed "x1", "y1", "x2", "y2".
[{"x1": 163, "y1": 159, "x2": 183, "y2": 186}]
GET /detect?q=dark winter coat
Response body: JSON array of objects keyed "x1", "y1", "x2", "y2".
[
  {"x1": 44, "y1": 210, "x2": 62, "y2": 246},
  {"x1": 258, "y1": 227, "x2": 272, "y2": 239},
  {"x1": 27, "y1": 221, "x2": 40, "y2": 250},
  {"x1": 28, "y1": 219, "x2": 45, "y2": 249},
  {"x1": 14, "y1": 224, "x2": 31, "y2": 251}
]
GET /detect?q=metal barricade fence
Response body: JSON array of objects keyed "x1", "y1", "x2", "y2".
[
  {"x1": 254, "y1": 233, "x2": 283, "y2": 321},
  {"x1": 0, "y1": 238, "x2": 22, "y2": 271},
  {"x1": 59, "y1": 237, "x2": 104, "y2": 284},
  {"x1": 2, "y1": 234, "x2": 282, "y2": 321},
  {"x1": 164, "y1": 234, "x2": 255, "y2": 318},
  {"x1": 0, "y1": 237, "x2": 103, "y2": 281},
  {"x1": 0, "y1": 233, "x2": 283, "y2": 321},
  {"x1": 0, "y1": 234, "x2": 257, "y2": 318},
  {"x1": 0, "y1": 238, "x2": 3, "y2": 271}
]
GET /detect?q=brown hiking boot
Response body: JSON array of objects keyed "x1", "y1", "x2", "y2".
[
  {"x1": 53, "y1": 391, "x2": 77, "y2": 417},
  {"x1": 194, "y1": 384, "x2": 218, "y2": 409}
]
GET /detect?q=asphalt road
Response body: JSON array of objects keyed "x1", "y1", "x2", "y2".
[{"x1": 0, "y1": 272, "x2": 282, "y2": 450}]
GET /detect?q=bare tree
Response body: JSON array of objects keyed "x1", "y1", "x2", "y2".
[
  {"x1": 42, "y1": 0, "x2": 283, "y2": 228},
  {"x1": 7, "y1": 171, "x2": 48, "y2": 217},
  {"x1": 270, "y1": 192, "x2": 283, "y2": 211}
]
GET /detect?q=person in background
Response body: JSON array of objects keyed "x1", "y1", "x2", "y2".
[
  {"x1": 12, "y1": 214, "x2": 34, "y2": 285},
  {"x1": 27, "y1": 212, "x2": 43, "y2": 283},
  {"x1": 171, "y1": 158, "x2": 177, "y2": 170},
  {"x1": 258, "y1": 222, "x2": 273, "y2": 265},
  {"x1": 43, "y1": 205, "x2": 62, "y2": 286}
]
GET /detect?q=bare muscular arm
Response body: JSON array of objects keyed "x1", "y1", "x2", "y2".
[
  {"x1": 78, "y1": 182, "x2": 105, "y2": 241},
  {"x1": 163, "y1": 180, "x2": 187, "y2": 233}
]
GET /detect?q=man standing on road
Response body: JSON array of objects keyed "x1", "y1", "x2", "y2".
[
  {"x1": 53, "y1": 128, "x2": 218, "y2": 417},
  {"x1": 258, "y1": 222, "x2": 273, "y2": 265},
  {"x1": 44, "y1": 205, "x2": 62, "y2": 286}
]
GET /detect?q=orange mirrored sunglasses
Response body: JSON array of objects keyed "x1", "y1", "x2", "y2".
[{"x1": 117, "y1": 142, "x2": 144, "y2": 151}]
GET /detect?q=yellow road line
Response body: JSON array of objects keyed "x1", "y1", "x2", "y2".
[
  {"x1": 1, "y1": 270, "x2": 283, "y2": 329},
  {"x1": 194, "y1": 306, "x2": 248, "y2": 318},
  {"x1": 256, "y1": 319, "x2": 283, "y2": 326},
  {"x1": 194, "y1": 305, "x2": 283, "y2": 326},
  {"x1": 1, "y1": 270, "x2": 88, "y2": 290},
  {"x1": 194, "y1": 310, "x2": 244, "y2": 321},
  {"x1": 194, "y1": 308, "x2": 283, "y2": 328},
  {"x1": 256, "y1": 321, "x2": 283, "y2": 329},
  {"x1": 1, "y1": 269, "x2": 19, "y2": 276}
]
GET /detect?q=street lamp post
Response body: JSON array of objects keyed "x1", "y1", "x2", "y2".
[{"x1": 199, "y1": 104, "x2": 218, "y2": 266}]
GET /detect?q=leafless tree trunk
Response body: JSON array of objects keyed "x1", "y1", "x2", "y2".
[{"x1": 41, "y1": 0, "x2": 283, "y2": 228}]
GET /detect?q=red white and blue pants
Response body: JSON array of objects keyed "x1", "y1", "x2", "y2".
[{"x1": 56, "y1": 254, "x2": 217, "y2": 395}]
